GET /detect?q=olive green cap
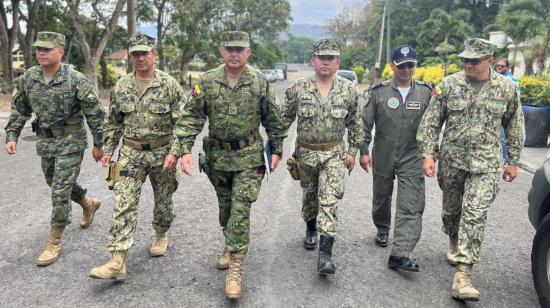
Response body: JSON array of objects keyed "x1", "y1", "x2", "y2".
[{"x1": 220, "y1": 31, "x2": 250, "y2": 48}]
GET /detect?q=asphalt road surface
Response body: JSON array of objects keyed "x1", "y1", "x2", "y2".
[{"x1": 0, "y1": 77, "x2": 539, "y2": 307}]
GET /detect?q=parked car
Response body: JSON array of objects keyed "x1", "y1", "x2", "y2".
[
  {"x1": 336, "y1": 70, "x2": 358, "y2": 87},
  {"x1": 528, "y1": 151, "x2": 550, "y2": 307},
  {"x1": 275, "y1": 63, "x2": 288, "y2": 80},
  {"x1": 274, "y1": 69, "x2": 284, "y2": 81},
  {"x1": 262, "y1": 69, "x2": 277, "y2": 82}
]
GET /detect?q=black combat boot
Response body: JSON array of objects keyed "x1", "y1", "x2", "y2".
[
  {"x1": 303, "y1": 219, "x2": 318, "y2": 250},
  {"x1": 387, "y1": 255, "x2": 419, "y2": 272},
  {"x1": 318, "y1": 235, "x2": 336, "y2": 275}
]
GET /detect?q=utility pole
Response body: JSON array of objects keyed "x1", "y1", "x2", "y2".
[
  {"x1": 375, "y1": 1, "x2": 387, "y2": 80},
  {"x1": 127, "y1": 0, "x2": 136, "y2": 72},
  {"x1": 386, "y1": 0, "x2": 391, "y2": 64}
]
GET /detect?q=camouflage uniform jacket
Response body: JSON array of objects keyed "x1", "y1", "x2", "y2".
[
  {"x1": 4, "y1": 64, "x2": 105, "y2": 157},
  {"x1": 104, "y1": 69, "x2": 184, "y2": 158},
  {"x1": 175, "y1": 64, "x2": 288, "y2": 171},
  {"x1": 282, "y1": 76, "x2": 363, "y2": 156},
  {"x1": 416, "y1": 70, "x2": 525, "y2": 173}
]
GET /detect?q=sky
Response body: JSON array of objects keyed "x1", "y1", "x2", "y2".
[{"x1": 290, "y1": 0, "x2": 368, "y2": 25}]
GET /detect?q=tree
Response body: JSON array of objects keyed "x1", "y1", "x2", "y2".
[
  {"x1": 17, "y1": 0, "x2": 41, "y2": 69},
  {"x1": 0, "y1": 0, "x2": 21, "y2": 92},
  {"x1": 68, "y1": 0, "x2": 126, "y2": 91},
  {"x1": 285, "y1": 35, "x2": 314, "y2": 63}
]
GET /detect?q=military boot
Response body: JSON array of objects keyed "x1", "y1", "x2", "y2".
[
  {"x1": 303, "y1": 219, "x2": 318, "y2": 250},
  {"x1": 447, "y1": 236, "x2": 458, "y2": 266},
  {"x1": 217, "y1": 247, "x2": 230, "y2": 269},
  {"x1": 36, "y1": 226, "x2": 65, "y2": 266},
  {"x1": 451, "y1": 263, "x2": 480, "y2": 301},
  {"x1": 318, "y1": 235, "x2": 336, "y2": 275},
  {"x1": 225, "y1": 253, "x2": 245, "y2": 299},
  {"x1": 150, "y1": 232, "x2": 169, "y2": 257},
  {"x1": 89, "y1": 251, "x2": 127, "y2": 280},
  {"x1": 76, "y1": 195, "x2": 101, "y2": 229}
]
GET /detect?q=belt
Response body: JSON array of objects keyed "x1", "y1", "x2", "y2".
[
  {"x1": 36, "y1": 123, "x2": 83, "y2": 138},
  {"x1": 122, "y1": 135, "x2": 172, "y2": 151},
  {"x1": 209, "y1": 134, "x2": 257, "y2": 151},
  {"x1": 119, "y1": 169, "x2": 147, "y2": 182},
  {"x1": 296, "y1": 139, "x2": 343, "y2": 151}
]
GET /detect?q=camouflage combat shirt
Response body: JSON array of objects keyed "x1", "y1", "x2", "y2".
[
  {"x1": 416, "y1": 70, "x2": 525, "y2": 173},
  {"x1": 282, "y1": 76, "x2": 363, "y2": 155},
  {"x1": 104, "y1": 69, "x2": 184, "y2": 157},
  {"x1": 175, "y1": 64, "x2": 288, "y2": 171},
  {"x1": 4, "y1": 64, "x2": 105, "y2": 157}
]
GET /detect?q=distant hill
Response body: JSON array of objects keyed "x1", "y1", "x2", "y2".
[{"x1": 282, "y1": 23, "x2": 331, "y2": 40}]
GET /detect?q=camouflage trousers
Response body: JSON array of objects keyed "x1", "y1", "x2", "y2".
[
  {"x1": 41, "y1": 151, "x2": 87, "y2": 227},
  {"x1": 298, "y1": 146, "x2": 346, "y2": 237},
  {"x1": 206, "y1": 167, "x2": 263, "y2": 254},
  {"x1": 438, "y1": 163, "x2": 500, "y2": 264},
  {"x1": 107, "y1": 151, "x2": 178, "y2": 252}
]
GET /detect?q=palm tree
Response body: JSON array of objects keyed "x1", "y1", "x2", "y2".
[{"x1": 417, "y1": 8, "x2": 474, "y2": 74}]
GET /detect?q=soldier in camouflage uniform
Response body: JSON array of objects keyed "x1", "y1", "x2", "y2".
[
  {"x1": 417, "y1": 38, "x2": 525, "y2": 301},
  {"x1": 4, "y1": 31, "x2": 105, "y2": 266},
  {"x1": 89, "y1": 34, "x2": 184, "y2": 281},
  {"x1": 282, "y1": 39, "x2": 363, "y2": 275},
  {"x1": 176, "y1": 31, "x2": 287, "y2": 299},
  {"x1": 360, "y1": 45, "x2": 432, "y2": 272}
]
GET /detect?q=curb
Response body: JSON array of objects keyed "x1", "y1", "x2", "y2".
[{"x1": 517, "y1": 160, "x2": 537, "y2": 174}]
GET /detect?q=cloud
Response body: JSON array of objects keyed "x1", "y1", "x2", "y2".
[{"x1": 290, "y1": 0, "x2": 367, "y2": 25}]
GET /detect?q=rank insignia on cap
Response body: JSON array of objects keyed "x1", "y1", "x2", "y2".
[
  {"x1": 191, "y1": 84, "x2": 202, "y2": 97},
  {"x1": 401, "y1": 46, "x2": 410, "y2": 56}
]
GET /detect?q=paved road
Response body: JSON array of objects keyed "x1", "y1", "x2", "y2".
[{"x1": 0, "y1": 78, "x2": 539, "y2": 307}]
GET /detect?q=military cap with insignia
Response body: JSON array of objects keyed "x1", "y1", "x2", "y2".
[
  {"x1": 392, "y1": 44, "x2": 417, "y2": 65},
  {"x1": 33, "y1": 31, "x2": 66, "y2": 49},
  {"x1": 313, "y1": 39, "x2": 341, "y2": 56},
  {"x1": 220, "y1": 31, "x2": 250, "y2": 48},
  {"x1": 458, "y1": 38, "x2": 496, "y2": 59},
  {"x1": 128, "y1": 33, "x2": 156, "y2": 53}
]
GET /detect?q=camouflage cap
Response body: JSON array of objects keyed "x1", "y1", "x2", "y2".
[
  {"x1": 32, "y1": 31, "x2": 66, "y2": 49},
  {"x1": 220, "y1": 31, "x2": 250, "y2": 48},
  {"x1": 458, "y1": 38, "x2": 496, "y2": 59},
  {"x1": 129, "y1": 33, "x2": 156, "y2": 53},
  {"x1": 313, "y1": 39, "x2": 340, "y2": 56}
]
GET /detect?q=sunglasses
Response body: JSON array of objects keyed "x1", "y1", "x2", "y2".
[
  {"x1": 462, "y1": 57, "x2": 490, "y2": 65},
  {"x1": 316, "y1": 55, "x2": 337, "y2": 61},
  {"x1": 396, "y1": 62, "x2": 416, "y2": 70}
]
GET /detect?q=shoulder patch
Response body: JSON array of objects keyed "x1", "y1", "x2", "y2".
[
  {"x1": 432, "y1": 85, "x2": 444, "y2": 98},
  {"x1": 370, "y1": 82, "x2": 384, "y2": 90},
  {"x1": 191, "y1": 84, "x2": 202, "y2": 97},
  {"x1": 416, "y1": 80, "x2": 433, "y2": 91}
]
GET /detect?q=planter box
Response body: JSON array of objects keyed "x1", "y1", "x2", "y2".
[{"x1": 522, "y1": 104, "x2": 550, "y2": 147}]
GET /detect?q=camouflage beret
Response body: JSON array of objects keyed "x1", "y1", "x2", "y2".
[
  {"x1": 220, "y1": 31, "x2": 250, "y2": 48},
  {"x1": 33, "y1": 31, "x2": 66, "y2": 49},
  {"x1": 129, "y1": 33, "x2": 156, "y2": 53},
  {"x1": 313, "y1": 39, "x2": 341, "y2": 56},
  {"x1": 458, "y1": 38, "x2": 496, "y2": 59}
]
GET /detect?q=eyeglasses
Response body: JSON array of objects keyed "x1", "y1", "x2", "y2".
[
  {"x1": 495, "y1": 64, "x2": 507, "y2": 68},
  {"x1": 316, "y1": 55, "x2": 337, "y2": 61},
  {"x1": 396, "y1": 62, "x2": 416, "y2": 70},
  {"x1": 462, "y1": 57, "x2": 490, "y2": 65}
]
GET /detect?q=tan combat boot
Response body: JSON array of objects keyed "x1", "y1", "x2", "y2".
[
  {"x1": 36, "y1": 226, "x2": 65, "y2": 266},
  {"x1": 225, "y1": 253, "x2": 245, "y2": 299},
  {"x1": 217, "y1": 247, "x2": 230, "y2": 269},
  {"x1": 451, "y1": 263, "x2": 480, "y2": 301},
  {"x1": 89, "y1": 251, "x2": 127, "y2": 280},
  {"x1": 447, "y1": 236, "x2": 458, "y2": 266},
  {"x1": 76, "y1": 195, "x2": 101, "y2": 229},
  {"x1": 150, "y1": 232, "x2": 169, "y2": 257}
]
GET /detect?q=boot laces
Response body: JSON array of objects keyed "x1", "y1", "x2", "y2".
[{"x1": 228, "y1": 259, "x2": 243, "y2": 282}]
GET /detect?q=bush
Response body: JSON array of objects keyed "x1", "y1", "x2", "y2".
[
  {"x1": 353, "y1": 66, "x2": 365, "y2": 83},
  {"x1": 96, "y1": 63, "x2": 120, "y2": 89},
  {"x1": 519, "y1": 75, "x2": 550, "y2": 106},
  {"x1": 188, "y1": 63, "x2": 207, "y2": 72}
]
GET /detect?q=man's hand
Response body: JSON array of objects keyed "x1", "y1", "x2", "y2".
[
  {"x1": 422, "y1": 158, "x2": 436, "y2": 177},
  {"x1": 163, "y1": 154, "x2": 178, "y2": 171},
  {"x1": 180, "y1": 154, "x2": 193, "y2": 176},
  {"x1": 5, "y1": 141, "x2": 16, "y2": 155},
  {"x1": 101, "y1": 155, "x2": 112, "y2": 167},
  {"x1": 92, "y1": 146, "x2": 104, "y2": 162},
  {"x1": 503, "y1": 164, "x2": 518, "y2": 182},
  {"x1": 360, "y1": 154, "x2": 372, "y2": 173},
  {"x1": 346, "y1": 154, "x2": 356, "y2": 173},
  {"x1": 271, "y1": 154, "x2": 282, "y2": 171}
]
